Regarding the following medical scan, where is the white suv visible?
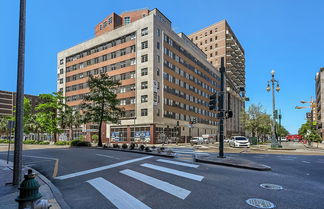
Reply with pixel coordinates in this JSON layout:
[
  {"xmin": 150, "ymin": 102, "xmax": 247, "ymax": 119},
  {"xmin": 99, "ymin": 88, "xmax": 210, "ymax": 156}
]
[{"xmin": 229, "ymin": 136, "xmax": 250, "ymax": 148}]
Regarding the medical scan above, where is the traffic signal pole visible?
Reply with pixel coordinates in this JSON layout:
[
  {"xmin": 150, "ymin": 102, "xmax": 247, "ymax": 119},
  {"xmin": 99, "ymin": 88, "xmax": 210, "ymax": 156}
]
[{"xmin": 218, "ymin": 57, "xmax": 225, "ymax": 158}]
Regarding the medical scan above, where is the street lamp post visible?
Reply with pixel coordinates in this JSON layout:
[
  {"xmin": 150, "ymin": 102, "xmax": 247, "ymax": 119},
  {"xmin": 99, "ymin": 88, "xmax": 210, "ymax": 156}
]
[{"xmin": 266, "ymin": 70, "xmax": 281, "ymax": 148}]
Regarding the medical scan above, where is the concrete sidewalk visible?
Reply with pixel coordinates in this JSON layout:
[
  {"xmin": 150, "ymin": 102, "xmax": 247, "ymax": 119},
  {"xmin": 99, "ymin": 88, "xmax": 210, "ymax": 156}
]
[{"xmin": 0, "ymin": 160, "xmax": 67, "ymax": 209}]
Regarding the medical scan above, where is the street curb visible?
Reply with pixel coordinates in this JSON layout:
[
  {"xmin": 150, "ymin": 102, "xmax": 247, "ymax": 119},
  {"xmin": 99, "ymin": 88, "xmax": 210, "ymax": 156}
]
[
  {"xmin": 27, "ymin": 166, "xmax": 71, "ymax": 209},
  {"xmin": 101, "ymin": 147, "xmax": 176, "ymax": 158},
  {"xmin": 194, "ymin": 155, "xmax": 271, "ymax": 171}
]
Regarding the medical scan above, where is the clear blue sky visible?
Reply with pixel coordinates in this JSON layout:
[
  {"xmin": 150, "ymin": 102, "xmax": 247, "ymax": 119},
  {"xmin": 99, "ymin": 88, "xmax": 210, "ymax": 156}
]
[{"xmin": 1, "ymin": 0, "xmax": 323, "ymax": 134}]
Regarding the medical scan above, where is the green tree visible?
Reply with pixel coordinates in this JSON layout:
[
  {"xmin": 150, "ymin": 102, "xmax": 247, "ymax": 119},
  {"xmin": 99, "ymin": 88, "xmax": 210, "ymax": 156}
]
[
  {"xmin": 277, "ymin": 124, "xmax": 289, "ymax": 138},
  {"xmin": 0, "ymin": 115, "xmax": 10, "ymax": 136},
  {"xmin": 81, "ymin": 73, "xmax": 123, "ymax": 147},
  {"xmin": 63, "ymin": 106, "xmax": 82, "ymax": 141},
  {"xmin": 298, "ymin": 121, "xmax": 321, "ymax": 147},
  {"xmin": 36, "ymin": 92, "xmax": 66, "ymax": 142},
  {"xmin": 240, "ymin": 104, "xmax": 271, "ymax": 138}
]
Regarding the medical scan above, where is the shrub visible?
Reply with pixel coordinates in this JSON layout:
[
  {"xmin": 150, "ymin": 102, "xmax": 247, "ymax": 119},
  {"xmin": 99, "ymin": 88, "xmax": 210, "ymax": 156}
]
[
  {"xmin": 129, "ymin": 143, "xmax": 135, "ymax": 150},
  {"xmin": 55, "ymin": 141, "xmax": 70, "ymax": 145},
  {"xmin": 71, "ymin": 139, "xmax": 81, "ymax": 146},
  {"xmin": 78, "ymin": 135, "xmax": 85, "ymax": 140},
  {"xmin": 77, "ymin": 141, "xmax": 91, "ymax": 147},
  {"xmin": 113, "ymin": 144, "xmax": 120, "ymax": 148},
  {"xmin": 122, "ymin": 144, "xmax": 128, "ymax": 149},
  {"xmin": 70, "ymin": 139, "xmax": 90, "ymax": 147},
  {"xmin": 139, "ymin": 145, "xmax": 145, "ymax": 151},
  {"xmin": 0, "ymin": 139, "xmax": 9, "ymax": 143},
  {"xmin": 38, "ymin": 141, "xmax": 50, "ymax": 145},
  {"xmin": 144, "ymin": 147, "xmax": 151, "ymax": 152},
  {"xmin": 91, "ymin": 134, "xmax": 99, "ymax": 143},
  {"xmin": 23, "ymin": 140, "xmax": 37, "ymax": 144}
]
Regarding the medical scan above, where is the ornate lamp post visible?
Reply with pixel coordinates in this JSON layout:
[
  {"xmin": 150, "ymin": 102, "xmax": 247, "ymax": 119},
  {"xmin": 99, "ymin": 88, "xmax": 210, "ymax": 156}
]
[{"xmin": 266, "ymin": 70, "xmax": 281, "ymax": 148}]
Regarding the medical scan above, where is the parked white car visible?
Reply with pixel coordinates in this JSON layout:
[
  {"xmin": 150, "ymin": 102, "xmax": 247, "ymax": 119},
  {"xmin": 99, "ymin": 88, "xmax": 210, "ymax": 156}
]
[
  {"xmin": 229, "ymin": 136, "xmax": 250, "ymax": 148},
  {"xmin": 280, "ymin": 137, "xmax": 288, "ymax": 142},
  {"xmin": 190, "ymin": 137, "xmax": 204, "ymax": 145}
]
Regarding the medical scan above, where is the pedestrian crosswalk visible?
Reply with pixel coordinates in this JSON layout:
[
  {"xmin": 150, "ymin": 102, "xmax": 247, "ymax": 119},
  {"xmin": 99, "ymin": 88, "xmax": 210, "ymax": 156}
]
[{"xmin": 86, "ymin": 158, "xmax": 204, "ymax": 209}]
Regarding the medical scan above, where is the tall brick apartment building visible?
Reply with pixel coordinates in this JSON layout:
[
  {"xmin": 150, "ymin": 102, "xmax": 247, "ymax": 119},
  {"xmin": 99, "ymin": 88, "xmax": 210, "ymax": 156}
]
[
  {"xmin": 57, "ymin": 9, "xmax": 222, "ymax": 143},
  {"xmin": 188, "ymin": 20, "xmax": 246, "ymax": 137},
  {"xmin": 0, "ymin": 90, "xmax": 39, "ymax": 117}
]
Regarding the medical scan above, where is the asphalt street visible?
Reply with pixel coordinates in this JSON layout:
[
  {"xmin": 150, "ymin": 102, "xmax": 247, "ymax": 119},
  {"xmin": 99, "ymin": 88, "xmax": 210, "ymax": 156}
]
[{"xmin": 1, "ymin": 147, "xmax": 324, "ymax": 209}]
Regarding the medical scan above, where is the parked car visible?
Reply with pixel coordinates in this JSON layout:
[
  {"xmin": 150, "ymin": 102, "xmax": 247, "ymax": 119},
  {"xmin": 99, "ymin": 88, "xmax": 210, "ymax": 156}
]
[
  {"xmin": 280, "ymin": 137, "xmax": 288, "ymax": 142},
  {"xmin": 229, "ymin": 136, "xmax": 250, "ymax": 148},
  {"xmin": 190, "ymin": 137, "xmax": 204, "ymax": 145}
]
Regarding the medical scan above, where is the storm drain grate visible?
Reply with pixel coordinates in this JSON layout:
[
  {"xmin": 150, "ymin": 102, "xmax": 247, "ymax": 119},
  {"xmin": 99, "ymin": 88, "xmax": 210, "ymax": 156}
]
[
  {"xmin": 260, "ymin": 183, "xmax": 283, "ymax": 190},
  {"xmin": 246, "ymin": 198, "xmax": 275, "ymax": 208}
]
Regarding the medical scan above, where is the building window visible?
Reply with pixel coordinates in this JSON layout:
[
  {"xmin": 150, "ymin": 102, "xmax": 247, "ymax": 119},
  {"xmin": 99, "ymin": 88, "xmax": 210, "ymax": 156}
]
[
  {"xmin": 60, "ymin": 59, "xmax": 64, "ymax": 65},
  {"xmin": 130, "ymin": 59, "xmax": 136, "ymax": 65},
  {"xmin": 215, "ymin": 36, "xmax": 218, "ymax": 40},
  {"xmin": 141, "ymin": 41, "xmax": 148, "ymax": 49},
  {"xmin": 103, "ymin": 55, "xmax": 107, "ymax": 61},
  {"xmin": 200, "ymin": 42, "xmax": 202, "ymax": 45},
  {"xmin": 130, "ymin": 45, "xmax": 136, "ymax": 53},
  {"xmin": 120, "ymin": 48, "xmax": 126, "ymax": 56},
  {"xmin": 111, "ymin": 52, "xmax": 116, "ymax": 59},
  {"xmin": 210, "ymin": 45, "xmax": 212, "ymax": 49},
  {"xmin": 157, "ymin": 55, "xmax": 160, "ymax": 63},
  {"xmin": 210, "ymin": 53, "xmax": 213, "ymax": 57},
  {"xmin": 157, "ymin": 42, "xmax": 160, "ymax": 49},
  {"xmin": 210, "ymin": 30, "xmax": 212, "ymax": 34},
  {"xmin": 141, "ymin": 68, "xmax": 148, "ymax": 76},
  {"xmin": 141, "ymin": 27, "xmax": 148, "ymax": 36},
  {"xmin": 205, "ymin": 32, "xmax": 207, "ymax": 36},
  {"xmin": 215, "ymin": 28, "xmax": 218, "ymax": 32},
  {"xmin": 141, "ymin": 81, "xmax": 148, "ymax": 89},
  {"xmin": 215, "ymin": 44, "xmax": 218, "ymax": 48},
  {"xmin": 124, "ymin": 16, "xmax": 131, "ymax": 25},
  {"xmin": 157, "ymin": 68, "xmax": 160, "ymax": 76},
  {"xmin": 215, "ymin": 51, "xmax": 218, "ymax": 56},
  {"xmin": 141, "ymin": 95, "xmax": 148, "ymax": 103},
  {"xmin": 157, "ymin": 28, "xmax": 160, "ymax": 36},
  {"xmin": 157, "ymin": 109, "xmax": 160, "ymax": 116},
  {"xmin": 141, "ymin": 54, "xmax": 148, "ymax": 63},
  {"xmin": 60, "ymin": 69, "xmax": 63, "ymax": 74},
  {"xmin": 205, "ymin": 40, "xmax": 207, "ymax": 44},
  {"xmin": 210, "ymin": 38, "xmax": 212, "ymax": 42},
  {"xmin": 59, "ymin": 78, "xmax": 63, "ymax": 84},
  {"xmin": 108, "ymin": 17, "xmax": 112, "ymax": 24},
  {"xmin": 141, "ymin": 108, "xmax": 148, "ymax": 116}
]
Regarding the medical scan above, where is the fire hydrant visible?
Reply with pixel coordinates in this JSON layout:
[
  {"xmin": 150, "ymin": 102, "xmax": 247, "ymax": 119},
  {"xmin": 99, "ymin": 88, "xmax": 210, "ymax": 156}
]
[{"xmin": 16, "ymin": 169, "xmax": 42, "ymax": 209}]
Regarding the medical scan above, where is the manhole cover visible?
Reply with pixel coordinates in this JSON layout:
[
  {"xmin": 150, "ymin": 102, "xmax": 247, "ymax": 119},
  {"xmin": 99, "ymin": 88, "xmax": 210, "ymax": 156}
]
[
  {"xmin": 260, "ymin": 183, "xmax": 283, "ymax": 190},
  {"xmin": 246, "ymin": 198, "xmax": 275, "ymax": 208}
]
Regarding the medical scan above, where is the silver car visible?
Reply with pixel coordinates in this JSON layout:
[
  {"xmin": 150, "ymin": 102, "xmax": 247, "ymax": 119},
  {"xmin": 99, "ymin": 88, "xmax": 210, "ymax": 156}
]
[{"xmin": 229, "ymin": 136, "xmax": 250, "ymax": 148}]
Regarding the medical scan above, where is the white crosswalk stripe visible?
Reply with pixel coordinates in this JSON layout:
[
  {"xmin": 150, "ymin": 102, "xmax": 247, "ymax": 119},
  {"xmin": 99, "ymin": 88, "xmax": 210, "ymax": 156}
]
[
  {"xmin": 141, "ymin": 163, "xmax": 204, "ymax": 181},
  {"xmin": 86, "ymin": 159, "xmax": 205, "ymax": 207},
  {"xmin": 120, "ymin": 169, "xmax": 191, "ymax": 199},
  {"xmin": 156, "ymin": 159, "xmax": 199, "ymax": 168},
  {"xmin": 87, "ymin": 177, "xmax": 151, "ymax": 209}
]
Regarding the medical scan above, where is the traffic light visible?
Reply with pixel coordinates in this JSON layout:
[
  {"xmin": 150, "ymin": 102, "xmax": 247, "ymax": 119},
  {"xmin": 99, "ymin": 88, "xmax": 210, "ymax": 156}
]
[
  {"xmin": 225, "ymin": 110, "xmax": 233, "ymax": 119},
  {"xmin": 209, "ymin": 93, "xmax": 218, "ymax": 110},
  {"xmin": 192, "ymin": 118, "xmax": 197, "ymax": 124}
]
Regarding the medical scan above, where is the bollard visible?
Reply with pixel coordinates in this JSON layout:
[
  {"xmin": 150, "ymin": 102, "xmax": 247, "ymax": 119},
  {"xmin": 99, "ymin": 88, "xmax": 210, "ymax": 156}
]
[{"xmin": 16, "ymin": 169, "xmax": 42, "ymax": 209}]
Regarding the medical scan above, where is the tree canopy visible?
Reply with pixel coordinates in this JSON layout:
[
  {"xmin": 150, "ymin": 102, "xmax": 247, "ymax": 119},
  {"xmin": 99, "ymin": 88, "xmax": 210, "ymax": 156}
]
[{"xmin": 82, "ymin": 73, "xmax": 123, "ymax": 147}]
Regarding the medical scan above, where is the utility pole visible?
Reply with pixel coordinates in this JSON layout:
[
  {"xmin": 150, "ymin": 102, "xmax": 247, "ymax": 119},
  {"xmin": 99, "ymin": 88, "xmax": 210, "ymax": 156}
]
[
  {"xmin": 218, "ymin": 57, "xmax": 225, "ymax": 158},
  {"xmin": 13, "ymin": 0, "xmax": 26, "ymax": 185}
]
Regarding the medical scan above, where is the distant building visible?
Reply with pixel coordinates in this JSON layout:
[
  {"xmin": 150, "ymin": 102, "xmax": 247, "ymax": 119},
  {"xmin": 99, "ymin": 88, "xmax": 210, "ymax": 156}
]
[
  {"xmin": 315, "ymin": 67, "xmax": 324, "ymax": 140},
  {"xmin": 188, "ymin": 20, "xmax": 246, "ymax": 137},
  {"xmin": 57, "ymin": 9, "xmax": 222, "ymax": 143},
  {"xmin": 0, "ymin": 90, "xmax": 40, "ymax": 117}
]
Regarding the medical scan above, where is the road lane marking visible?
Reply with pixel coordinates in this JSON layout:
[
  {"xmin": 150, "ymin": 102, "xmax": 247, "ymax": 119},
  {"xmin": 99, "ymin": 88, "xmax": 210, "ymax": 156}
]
[
  {"xmin": 96, "ymin": 154, "xmax": 120, "ymax": 160},
  {"xmin": 302, "ymin": 161, "xmax": 311, "ymax": 164},
  {"xmin": 120, "ymin": 169, "xmax": 191, "ymax": 200},
  {"xmin": 156, "ymin": 159, "xmax": 199, "ymax": 168},
  {"xmin": 56, "ymin": 156, "xmax": 153, "ymax": 180},
  {"xmin": 87, "ymin": 177, "xmax": 151, "ymax": 209},
  {"xmin": 2, "ymin": 154, "xmax": 60, "ymax": 178},
  {"xmin": 141, "ymin": 163, "xmax": 204, "ymax": 181}
]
